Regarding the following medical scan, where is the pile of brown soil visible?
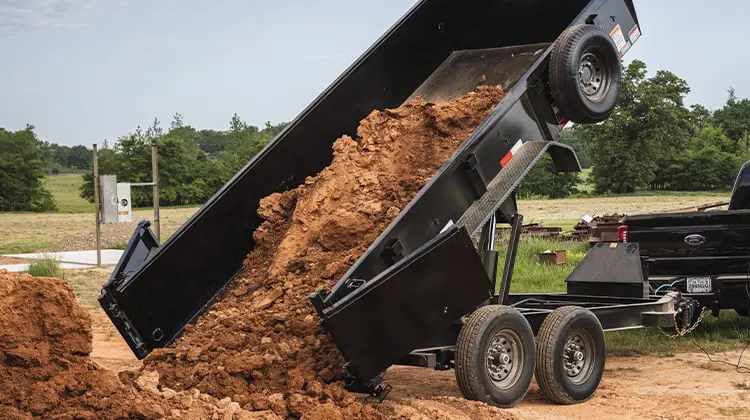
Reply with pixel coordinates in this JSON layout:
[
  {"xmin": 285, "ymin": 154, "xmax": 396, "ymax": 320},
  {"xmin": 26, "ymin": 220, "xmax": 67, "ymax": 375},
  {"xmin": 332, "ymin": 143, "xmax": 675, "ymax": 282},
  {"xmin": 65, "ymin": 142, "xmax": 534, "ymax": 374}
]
[
  {"xmin": 0, "ymin": 270, "xmax": 269, "ymax": 419},
  {"xmin": 142, "ymin": 86, "xmax": 507, "ymax": 418}
]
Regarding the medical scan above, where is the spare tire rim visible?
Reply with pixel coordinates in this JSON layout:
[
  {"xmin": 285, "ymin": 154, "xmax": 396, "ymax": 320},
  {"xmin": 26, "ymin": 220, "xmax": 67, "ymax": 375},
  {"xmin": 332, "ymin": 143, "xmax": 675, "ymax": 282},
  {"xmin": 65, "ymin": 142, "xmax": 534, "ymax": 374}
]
[
  {"xmin": 578, "ymin": 50, "xmax": 608, "ymax": 102},
  {"xmin": 486, "ymin": 329, "xmax": 524, "ymax": 389},
  {"xmin": 563, "ymin": 329, "xmax": 595, "ymax": 384}
]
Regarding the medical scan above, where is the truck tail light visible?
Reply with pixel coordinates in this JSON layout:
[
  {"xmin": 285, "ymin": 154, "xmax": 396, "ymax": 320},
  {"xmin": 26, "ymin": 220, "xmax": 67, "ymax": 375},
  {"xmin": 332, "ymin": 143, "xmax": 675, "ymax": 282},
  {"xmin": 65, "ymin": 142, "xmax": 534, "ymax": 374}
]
[{"xmin": 618, "ymin": 225, "xmax": 628, "ymax": 242}]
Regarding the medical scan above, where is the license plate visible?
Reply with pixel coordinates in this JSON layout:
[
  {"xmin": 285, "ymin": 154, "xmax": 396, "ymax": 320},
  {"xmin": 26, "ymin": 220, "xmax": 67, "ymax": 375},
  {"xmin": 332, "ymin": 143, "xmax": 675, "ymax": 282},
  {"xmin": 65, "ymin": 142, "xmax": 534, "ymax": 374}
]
[{"xmin": 686, "ymin": 276, "xmax": 712, "ymax": 293}]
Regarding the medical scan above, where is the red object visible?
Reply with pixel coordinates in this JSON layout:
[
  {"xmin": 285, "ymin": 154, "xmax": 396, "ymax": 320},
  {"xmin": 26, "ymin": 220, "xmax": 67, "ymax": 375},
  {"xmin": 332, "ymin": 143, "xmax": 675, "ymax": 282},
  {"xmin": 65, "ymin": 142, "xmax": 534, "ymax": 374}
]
[
  {"xmin": 500, "ymin": 140, "xmax": 524, "ymax": 167},
  {"xmin": 618, "ymin": 225, "xmax": 628, "ymax": 242},
  {"xmin": 500, "ymin": 153, "xmax": 513, "ymax": 167}
]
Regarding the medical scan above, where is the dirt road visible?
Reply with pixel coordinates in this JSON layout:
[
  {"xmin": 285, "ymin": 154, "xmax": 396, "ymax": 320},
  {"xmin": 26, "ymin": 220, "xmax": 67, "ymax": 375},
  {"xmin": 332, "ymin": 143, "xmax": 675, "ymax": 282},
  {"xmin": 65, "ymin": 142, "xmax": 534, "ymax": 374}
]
[{"xmin": 89, "ymin": 314, "xmax": 750, "ymax": 419}]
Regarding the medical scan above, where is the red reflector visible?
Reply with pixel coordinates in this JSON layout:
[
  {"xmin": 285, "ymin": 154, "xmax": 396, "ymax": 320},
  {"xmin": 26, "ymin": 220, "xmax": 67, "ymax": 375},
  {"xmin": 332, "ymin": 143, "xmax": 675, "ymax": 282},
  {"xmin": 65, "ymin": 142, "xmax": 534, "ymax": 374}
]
[
  {"xmin": 500, "ymin": 152, "xmax": 513, "ymax": 167},
  {"xmin": 500, "ymin": 140, "xmax": 524, "ymax": 167},
  {"xmin": 618, "ymin": 225, "xmax": 628, "ymax": 242}
]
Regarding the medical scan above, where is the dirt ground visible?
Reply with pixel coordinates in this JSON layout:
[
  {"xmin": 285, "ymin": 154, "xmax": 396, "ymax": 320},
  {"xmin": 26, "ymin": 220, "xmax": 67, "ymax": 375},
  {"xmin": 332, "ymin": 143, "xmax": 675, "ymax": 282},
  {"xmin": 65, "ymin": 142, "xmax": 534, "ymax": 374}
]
[
  {"xmin": 519, "ymin": 194, "xmax": 728, "ymax": 222},
  {"xmin": 0, "ymin": 256, "xmax": 28, "ymax": 264},
  {"xmin": 88, "ymin": 315, "xmax": 750, "ymax": 419},
  {"xmin": 78, "ymin": 264, "xmax": 750, "ymax": 419}
]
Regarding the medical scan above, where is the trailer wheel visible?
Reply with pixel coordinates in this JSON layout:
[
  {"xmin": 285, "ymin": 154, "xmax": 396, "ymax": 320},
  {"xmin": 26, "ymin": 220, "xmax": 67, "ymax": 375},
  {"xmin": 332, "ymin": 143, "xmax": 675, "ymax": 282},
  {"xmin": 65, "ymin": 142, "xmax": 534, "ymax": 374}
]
[
  {"xmin": 454, "ymin": 305, "xmax": 535, "ymax": 408},
  {"xmin": 534, "ymin": 306, "xmax": 605, "ymax": 405},
  {"xmin": 549, "ymin": 24, "xmax": 622, "ymax": 124}
]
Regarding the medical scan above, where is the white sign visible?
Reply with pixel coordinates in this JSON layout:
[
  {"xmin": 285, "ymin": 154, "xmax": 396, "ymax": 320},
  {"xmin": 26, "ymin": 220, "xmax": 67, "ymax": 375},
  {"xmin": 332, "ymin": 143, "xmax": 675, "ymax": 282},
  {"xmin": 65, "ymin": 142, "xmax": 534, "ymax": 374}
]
[
  {"xmin": 117, "ymin": 183, "xmax": 132, "ymax": 223},
  {"xmin": 100, "ymin": 175, "xmax": 119, "ymax": 224}
]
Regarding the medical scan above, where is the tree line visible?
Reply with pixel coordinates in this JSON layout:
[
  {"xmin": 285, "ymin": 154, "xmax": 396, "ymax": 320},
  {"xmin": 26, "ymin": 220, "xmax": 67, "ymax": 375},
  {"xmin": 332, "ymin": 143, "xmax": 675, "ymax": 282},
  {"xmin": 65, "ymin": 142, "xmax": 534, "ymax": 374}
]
[
  {"xmin": 0, "ymin": 114, "xmax": 286, "ymax": 212},
  {"xmin": 4, "ymin": 59, "xmax": 750, "ymax": 212},
  {"xmin": 79, "ymin": 114, "xmax": 287, "ymax": 208},
  {"xmin": 520, "ymin": 59, "xmax": 750, "ymax": 198}
]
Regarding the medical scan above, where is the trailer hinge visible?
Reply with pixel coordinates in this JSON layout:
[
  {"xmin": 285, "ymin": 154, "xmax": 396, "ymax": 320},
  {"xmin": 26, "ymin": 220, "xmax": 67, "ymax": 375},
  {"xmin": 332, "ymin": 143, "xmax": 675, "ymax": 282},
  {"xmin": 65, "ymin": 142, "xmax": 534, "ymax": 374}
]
[
  {"xmin": 309, "ymin": 290, "xmax": 329, "ymax": 316},
  {"xmin": 381, "ymin": 238, "xmax": 404, "ymax": 265},
  {"xmin": 460, "ymin": 153, "xmax": 487, "ymax": 198}
]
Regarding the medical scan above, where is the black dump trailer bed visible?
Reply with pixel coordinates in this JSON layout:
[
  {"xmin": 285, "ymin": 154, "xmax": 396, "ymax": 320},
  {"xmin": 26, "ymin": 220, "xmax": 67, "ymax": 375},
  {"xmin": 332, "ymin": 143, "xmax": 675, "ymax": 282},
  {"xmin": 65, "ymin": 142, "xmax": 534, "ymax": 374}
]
[{"xmin": 101, "ymin": 0, "xmax": 689, "ymax": 409}]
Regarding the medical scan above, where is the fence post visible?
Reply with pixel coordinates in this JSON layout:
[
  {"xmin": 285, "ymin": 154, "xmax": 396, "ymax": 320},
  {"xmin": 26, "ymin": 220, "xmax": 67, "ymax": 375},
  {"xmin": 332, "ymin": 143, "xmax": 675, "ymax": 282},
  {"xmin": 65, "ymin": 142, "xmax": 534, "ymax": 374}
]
[
  {"xmin": 152, "ymin": 143, "xmax": 160, "ymax": 241},
  {"xmin": 93, "ymin": 144, "xmax": 101, "ymax": 267}
]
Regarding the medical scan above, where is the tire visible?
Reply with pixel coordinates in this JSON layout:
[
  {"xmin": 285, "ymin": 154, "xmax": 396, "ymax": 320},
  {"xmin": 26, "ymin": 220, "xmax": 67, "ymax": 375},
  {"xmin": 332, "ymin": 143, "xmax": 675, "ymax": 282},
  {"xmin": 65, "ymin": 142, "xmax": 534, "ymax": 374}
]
[
  {"xmin": 534, "ymin": 306, "xmax": 606, "ymax": 405},
  {"xmin": 454, "ymin": 305, "xmax": 536, "ymax": 408},
  {"xmin": 549, "ymin": 24, "xmax": 622, "ymax": 124}
]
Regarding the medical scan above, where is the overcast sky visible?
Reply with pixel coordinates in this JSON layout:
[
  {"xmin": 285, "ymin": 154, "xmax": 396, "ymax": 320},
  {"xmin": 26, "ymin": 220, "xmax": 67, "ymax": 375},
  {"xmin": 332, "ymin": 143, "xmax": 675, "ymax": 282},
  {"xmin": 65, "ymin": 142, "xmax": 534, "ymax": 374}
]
[{"xmin": 0, "ymin": 0, "xmax": 747, "ymax": 146}]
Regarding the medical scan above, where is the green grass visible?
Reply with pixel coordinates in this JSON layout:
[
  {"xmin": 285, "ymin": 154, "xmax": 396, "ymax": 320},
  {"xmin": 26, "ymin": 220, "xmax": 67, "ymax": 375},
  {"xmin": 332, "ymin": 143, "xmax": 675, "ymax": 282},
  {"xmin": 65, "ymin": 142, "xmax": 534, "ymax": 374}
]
[
  {"xmin": 495, "ymin": 236, "xmax": 588, "ymax": 294},
  {"xmin": 576, "ymin": 167, "xmax": 594, "ymax": 194},
  {"xmin": 0, "ymin": 241, "xmax": 54, "ymax": 254},
  {"xmin": 43, "ymin": 174, "xmax": 93, "ymax": 213},
  {"xmin": 27, "ymin": 255, "xmax": 62, "ymax": 277},
  {"xmin": 502, "ymin": 235, "xmax": 750, "ymax": 355}
]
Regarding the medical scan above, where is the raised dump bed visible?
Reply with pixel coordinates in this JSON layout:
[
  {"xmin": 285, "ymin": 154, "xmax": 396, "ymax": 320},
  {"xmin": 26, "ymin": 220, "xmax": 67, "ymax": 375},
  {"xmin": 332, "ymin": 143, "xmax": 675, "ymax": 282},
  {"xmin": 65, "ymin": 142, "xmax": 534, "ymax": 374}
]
[{"xmin": 101, "ymin": 0, "xmax": 670, "ymax": 409}]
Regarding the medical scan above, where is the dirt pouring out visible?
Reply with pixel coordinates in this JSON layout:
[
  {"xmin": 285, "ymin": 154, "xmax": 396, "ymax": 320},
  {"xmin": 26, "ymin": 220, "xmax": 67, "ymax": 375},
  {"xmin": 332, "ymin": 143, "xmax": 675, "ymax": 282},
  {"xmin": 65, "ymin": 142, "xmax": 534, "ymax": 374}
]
[{"xmin": 1, "ymin": 85, "xmax": 516, "ymax": 419}]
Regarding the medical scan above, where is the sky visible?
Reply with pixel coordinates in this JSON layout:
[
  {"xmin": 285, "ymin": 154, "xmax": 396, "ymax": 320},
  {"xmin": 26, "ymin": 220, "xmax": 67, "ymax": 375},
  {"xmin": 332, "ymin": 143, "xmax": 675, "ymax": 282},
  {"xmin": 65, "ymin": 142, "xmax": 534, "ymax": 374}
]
[{"xmin": 0, "ymin": 0, "xmax": 748, "ymax": 146}]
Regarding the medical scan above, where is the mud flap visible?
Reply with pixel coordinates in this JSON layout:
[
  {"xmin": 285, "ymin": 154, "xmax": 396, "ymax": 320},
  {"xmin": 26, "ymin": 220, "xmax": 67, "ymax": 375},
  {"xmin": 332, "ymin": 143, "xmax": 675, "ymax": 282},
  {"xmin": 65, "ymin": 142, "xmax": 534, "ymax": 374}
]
[{"xmin": 315, "ymin": 226, "xmax": 492, "ymax": 381}]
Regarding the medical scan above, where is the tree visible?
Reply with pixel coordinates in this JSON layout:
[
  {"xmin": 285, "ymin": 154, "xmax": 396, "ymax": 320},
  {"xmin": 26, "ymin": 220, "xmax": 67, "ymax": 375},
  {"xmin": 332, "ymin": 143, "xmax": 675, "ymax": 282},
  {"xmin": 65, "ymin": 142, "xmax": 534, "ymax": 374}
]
[
  {"xmin": 689, "ymin": 104, "xmax": 712, "ymax": 129},
  {"xmin": 0, "ymin": 126, "xmax": 56, "ymax": 211},
  {"xmin": 80, "ymin": 117, "xmax": 235, "ymax": 207},
  {"xmin": 221, "ymin": 119, "xmax": 286, "ymax": 174},
  {"xmin": 573, "ymin": 60, "xmax": 694, "ymax": 193},
  {"xmin": 67, "ymin": 145, "xmax": 92, "ymax": 170},
  {"xmin": 712, "ymin": 89, "xmax": 750, "ymax": 145},
  {"xmin": 171, "ymin": 112, "xmax": 184, "ymax": 130},
  {"xmin": 517, "ymin": 155, "xmax": 580, "ymax": 199},
  {"xmin": 558, "ymin": 128, "xmax": 590, "ymax": 168}
]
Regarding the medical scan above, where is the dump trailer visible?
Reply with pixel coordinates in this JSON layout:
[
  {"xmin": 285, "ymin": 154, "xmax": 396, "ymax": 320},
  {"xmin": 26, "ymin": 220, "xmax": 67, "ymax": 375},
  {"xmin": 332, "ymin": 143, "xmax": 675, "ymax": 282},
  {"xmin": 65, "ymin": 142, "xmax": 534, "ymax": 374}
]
[{"xmin": 101, "ymin": 0, "xmax": 691, "ymax": 408}]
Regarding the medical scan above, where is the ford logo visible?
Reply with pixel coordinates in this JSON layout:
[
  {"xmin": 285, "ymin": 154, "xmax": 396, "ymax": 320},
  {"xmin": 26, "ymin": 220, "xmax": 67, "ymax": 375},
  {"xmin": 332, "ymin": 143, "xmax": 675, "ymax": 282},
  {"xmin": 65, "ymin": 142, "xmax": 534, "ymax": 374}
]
[{"xmin": 684, "ymin": 234, "xmax": 707, "ymax": 247}]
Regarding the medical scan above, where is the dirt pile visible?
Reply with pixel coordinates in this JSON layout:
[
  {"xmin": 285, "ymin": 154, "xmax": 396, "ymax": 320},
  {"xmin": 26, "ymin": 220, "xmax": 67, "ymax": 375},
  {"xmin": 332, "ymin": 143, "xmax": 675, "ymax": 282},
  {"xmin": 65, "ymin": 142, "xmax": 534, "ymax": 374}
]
[
  {"xmin": 0, "ymin": 270, "xmax": 272, "ymax": 419},
  {"xmin": 142, "ymin": 86, "xmax": 507, "ymax": 418}
]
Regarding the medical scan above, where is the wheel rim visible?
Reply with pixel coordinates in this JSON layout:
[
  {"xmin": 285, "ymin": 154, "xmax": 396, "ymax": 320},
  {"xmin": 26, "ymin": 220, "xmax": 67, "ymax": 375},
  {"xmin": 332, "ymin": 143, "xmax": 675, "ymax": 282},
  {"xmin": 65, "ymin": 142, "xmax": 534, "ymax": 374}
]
[
  {"xmin": 485, "ymin": 329, "xmax": 525, "ymax": 390},
  {"xmin": 578, "ymin": 48, "xmax": 610, "ymax": 102},
  {"xmin": 563, "ymin": 329, "xmax": 595, "ymax": 385}
]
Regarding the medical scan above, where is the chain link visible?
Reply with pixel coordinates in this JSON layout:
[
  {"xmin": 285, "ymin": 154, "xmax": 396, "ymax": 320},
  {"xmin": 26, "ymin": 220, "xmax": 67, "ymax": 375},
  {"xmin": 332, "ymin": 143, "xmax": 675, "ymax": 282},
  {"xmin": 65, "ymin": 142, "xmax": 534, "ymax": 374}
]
[{"xmin": 659, "ymin": 306, "xmax": 709, "ymax": 339}]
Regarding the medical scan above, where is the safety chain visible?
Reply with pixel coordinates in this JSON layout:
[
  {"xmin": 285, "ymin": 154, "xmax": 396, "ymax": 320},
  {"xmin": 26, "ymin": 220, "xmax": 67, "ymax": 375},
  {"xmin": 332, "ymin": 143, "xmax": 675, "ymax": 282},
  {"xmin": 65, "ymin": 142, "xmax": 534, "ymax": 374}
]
[{"xmin": 659, "ymin": 306, "xmax": 709, "ymax": 339}]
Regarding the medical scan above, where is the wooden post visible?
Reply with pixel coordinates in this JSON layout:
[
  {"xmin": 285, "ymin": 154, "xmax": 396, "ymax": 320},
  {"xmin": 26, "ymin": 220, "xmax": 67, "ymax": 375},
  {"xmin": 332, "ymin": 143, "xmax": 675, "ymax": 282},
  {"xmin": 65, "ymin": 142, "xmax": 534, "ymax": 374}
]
[
  {"xmin": 152, "ymin": 143, "xmax": 160, "ymax": 241},
  {"xmin": 93, "ymin": 144, "xmax": 101, "ymax": 267}
]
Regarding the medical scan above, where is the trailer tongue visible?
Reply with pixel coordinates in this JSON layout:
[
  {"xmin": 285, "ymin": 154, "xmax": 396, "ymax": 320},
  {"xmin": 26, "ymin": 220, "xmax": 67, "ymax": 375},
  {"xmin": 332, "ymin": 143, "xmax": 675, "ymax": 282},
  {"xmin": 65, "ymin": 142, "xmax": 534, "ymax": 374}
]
[{"xmin": 100, "ymin": 0, "xmax": 681, "ymax": 409}]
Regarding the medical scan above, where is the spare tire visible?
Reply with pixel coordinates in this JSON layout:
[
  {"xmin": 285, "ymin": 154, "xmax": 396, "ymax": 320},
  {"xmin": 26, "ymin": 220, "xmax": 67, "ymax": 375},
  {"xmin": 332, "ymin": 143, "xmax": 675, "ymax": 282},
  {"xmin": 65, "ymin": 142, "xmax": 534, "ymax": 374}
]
[{"xmin": 549, "ymin": 24, "xmax": 622, "ymax": 124}]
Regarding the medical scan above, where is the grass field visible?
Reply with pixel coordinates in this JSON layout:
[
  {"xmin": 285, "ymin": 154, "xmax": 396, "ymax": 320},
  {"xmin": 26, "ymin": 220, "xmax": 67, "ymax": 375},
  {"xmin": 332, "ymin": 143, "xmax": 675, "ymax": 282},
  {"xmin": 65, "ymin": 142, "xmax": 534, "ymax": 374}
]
[
  {"xmin": 44, "ymin": 174, "xmax": 93, "ymax": 213},
  {"xmin": 501, "ymin": 236, "xmax": 750, "ymax": 356},
  {"xmin": 0, "ymin": 207, "xmax": 198, "ymax": 254}
]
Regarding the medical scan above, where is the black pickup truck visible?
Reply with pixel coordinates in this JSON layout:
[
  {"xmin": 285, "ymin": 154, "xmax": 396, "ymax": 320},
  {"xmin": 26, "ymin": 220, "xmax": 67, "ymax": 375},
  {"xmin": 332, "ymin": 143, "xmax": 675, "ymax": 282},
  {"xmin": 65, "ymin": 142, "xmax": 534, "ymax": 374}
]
[{"xmin": 621, "ymin": 162, "xmax": 750, "ymax": 316}]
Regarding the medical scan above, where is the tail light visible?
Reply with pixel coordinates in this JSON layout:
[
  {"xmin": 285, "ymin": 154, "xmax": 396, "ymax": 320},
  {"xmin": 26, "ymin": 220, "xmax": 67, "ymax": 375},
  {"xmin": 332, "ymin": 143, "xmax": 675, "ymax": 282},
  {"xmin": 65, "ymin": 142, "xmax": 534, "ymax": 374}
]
[{"xmin": 618, "ymin": 225, "xmax": 628, "ymax": 242}]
